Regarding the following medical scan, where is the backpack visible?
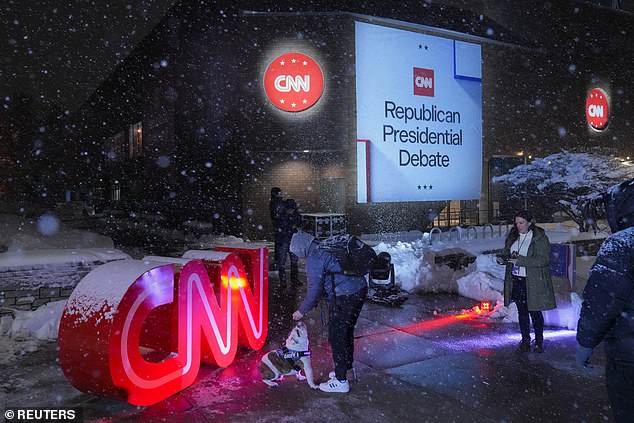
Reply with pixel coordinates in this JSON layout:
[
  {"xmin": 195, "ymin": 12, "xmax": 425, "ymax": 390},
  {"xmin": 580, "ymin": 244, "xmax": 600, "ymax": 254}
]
[{"xmin": 317, "ymin": 234, "xmax": 377, "ymax": 277}]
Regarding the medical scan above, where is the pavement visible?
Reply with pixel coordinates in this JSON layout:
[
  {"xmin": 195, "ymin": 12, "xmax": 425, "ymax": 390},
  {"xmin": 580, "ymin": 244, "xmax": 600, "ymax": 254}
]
[{"xmin": 0, "ymin": 271, "xmax": 613, "ymax": 423}]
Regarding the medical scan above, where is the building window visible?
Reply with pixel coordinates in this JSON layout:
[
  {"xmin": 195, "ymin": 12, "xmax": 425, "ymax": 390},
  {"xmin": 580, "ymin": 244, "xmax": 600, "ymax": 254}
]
[
  {"xmin": 111, "ymin": 185, "xmax": 121, "ymax": 201},
  {"xmin": 129, "ymin": 121, "xmax": 143, "ymax": 158},
  {"xmin": 105, "ymin": 131, "xmax": 125, "ymax": 161}
]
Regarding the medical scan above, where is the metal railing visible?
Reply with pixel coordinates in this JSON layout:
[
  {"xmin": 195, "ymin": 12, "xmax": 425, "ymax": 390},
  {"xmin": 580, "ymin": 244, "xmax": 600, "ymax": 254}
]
[
  {"xmin": 432, "ymin": 208, "xmax": 513, "ymax": 229},
  {"xmin": 429, "ymin": 227, "xmax": 443, "ymax": 244}
]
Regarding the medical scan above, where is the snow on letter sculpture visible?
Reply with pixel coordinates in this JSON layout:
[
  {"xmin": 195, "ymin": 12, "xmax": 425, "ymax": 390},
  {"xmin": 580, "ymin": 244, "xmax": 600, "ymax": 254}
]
[{"xmin": 57, "ymin": 246, "xmax": 268, "ymax": 406}]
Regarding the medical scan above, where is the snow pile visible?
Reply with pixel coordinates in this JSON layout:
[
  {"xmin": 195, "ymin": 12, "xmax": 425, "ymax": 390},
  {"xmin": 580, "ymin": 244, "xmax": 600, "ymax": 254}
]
[
  {"xmin": 3, "ymin": 300, "xmax": 66, "ymax": 339},
  {"xmin": 0, "ymin": 213, "xmax": 129, "ymax": 290},
  {"xmin": 0, "ymin": 248, "xmax": 130, "ymax": 268},
  {"xmin": 456, "ymin": 254, "xmax": 504, "ymax": 301},
  {"xmin": 373, "ymin": 236, "xmax": 506, "ymax": 295},
  {"xmin": 543, "ymin": 292, "xmax": 584, "ymax": 330},
  {"xmin": 457, "ymin": 270, "xmax": 504, "ymax": 302},
  {"xmin": 373, "ymin": 239, "xmax": 428, "ymax": 292}
]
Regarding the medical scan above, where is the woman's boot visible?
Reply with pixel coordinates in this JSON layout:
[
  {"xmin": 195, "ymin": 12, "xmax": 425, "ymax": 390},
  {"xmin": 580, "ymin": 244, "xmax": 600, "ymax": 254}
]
[{"xmin": 516, "ymin": 338, "xmax": 531, "ymax": 354}]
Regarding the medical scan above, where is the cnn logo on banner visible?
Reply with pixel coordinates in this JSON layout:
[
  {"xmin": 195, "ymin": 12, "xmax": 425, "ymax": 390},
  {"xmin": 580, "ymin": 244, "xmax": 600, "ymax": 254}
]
[
  {"xmin": 586, "ymin": 88, "xmax": 609, "ymax": 130},
  {"xmin": 413, "ymin": 67, "xmax": 434, "ymax": 97},
  {"xmin": 264, "ymin": 52, "xmax": 324, "ymax": 112},
  {"xmin": 274, "ymin": 75, "xmax": 310, "ymax": 92},
  {"xmin": 58, "ymin": 246, "xmax": 268, "ymax": 406}
]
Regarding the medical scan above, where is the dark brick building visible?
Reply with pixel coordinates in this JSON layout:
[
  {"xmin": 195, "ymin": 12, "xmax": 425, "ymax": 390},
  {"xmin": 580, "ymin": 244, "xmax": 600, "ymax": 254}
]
[{"xmin": 66, "ymin": 0, "xmax": 634, "ymax": 240}]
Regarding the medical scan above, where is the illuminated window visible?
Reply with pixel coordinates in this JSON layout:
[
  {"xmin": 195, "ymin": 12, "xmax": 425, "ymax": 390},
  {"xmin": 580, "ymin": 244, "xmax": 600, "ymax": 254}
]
[{"xmin": 129, "ymin": 121, "xmax": 143, "ymax": 158}]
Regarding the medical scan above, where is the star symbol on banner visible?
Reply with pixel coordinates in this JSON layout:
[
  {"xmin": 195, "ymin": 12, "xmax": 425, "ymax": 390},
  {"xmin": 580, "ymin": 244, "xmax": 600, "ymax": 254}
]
[
  {"xmin": 280, "ymin": 60, "xmax": 285, "ymax": 66},
  {"xmin": 292, "ymin": 58, "xmax": 297, "ymax": 63},
  {"xmin": 303, "ymin": 61, "xmax": 308, "ymax": 65},
  {"xmin": 418, "ymin": 185, "xmax": 421, "ymax": 190}
]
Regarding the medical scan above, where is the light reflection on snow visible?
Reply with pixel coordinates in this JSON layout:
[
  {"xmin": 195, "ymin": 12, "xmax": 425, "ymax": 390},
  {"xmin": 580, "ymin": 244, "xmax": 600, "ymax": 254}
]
[{"xmin": 435, "ymin": 328, "xmax": 577, "ymax": 352}]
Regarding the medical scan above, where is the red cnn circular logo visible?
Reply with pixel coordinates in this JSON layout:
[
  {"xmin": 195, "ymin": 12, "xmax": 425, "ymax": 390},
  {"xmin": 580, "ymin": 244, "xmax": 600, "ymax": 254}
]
[
  {"xmin": 586, "ymin": 88, "xmax": 609, "ymax": 130},
  {"xmin": 264, "ymin": 52, "xmax": 324, "ymax": 112}
]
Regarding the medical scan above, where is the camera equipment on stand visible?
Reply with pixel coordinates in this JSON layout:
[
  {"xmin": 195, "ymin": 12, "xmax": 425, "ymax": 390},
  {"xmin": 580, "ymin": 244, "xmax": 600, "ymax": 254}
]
[{"xmin": 367, "ymin": 252, "xmax": 408, "ymax": 307}]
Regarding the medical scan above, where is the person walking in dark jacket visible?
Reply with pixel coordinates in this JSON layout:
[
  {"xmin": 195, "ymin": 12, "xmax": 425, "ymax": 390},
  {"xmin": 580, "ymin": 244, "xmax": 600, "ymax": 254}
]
[
  {"xmin": 497, "ymin": 210, "xmax": 556, "ymax": 353},
  {"xmin": 576, "ymin": 179, "xmax": 634, "ymax": 423},
  {"xmin": 290, "ymin": 230, "xmax": 367, "ymax": 394}
]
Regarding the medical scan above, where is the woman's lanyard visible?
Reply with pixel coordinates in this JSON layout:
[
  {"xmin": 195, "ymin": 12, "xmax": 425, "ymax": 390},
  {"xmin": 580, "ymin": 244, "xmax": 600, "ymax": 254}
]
[
  {"xmin": 513, "ymin": 233, "xmax": 529, "ymax": 256},
  {"xmin": 511, "ymin": 232, "xmax": 530, "ymax": 277}
]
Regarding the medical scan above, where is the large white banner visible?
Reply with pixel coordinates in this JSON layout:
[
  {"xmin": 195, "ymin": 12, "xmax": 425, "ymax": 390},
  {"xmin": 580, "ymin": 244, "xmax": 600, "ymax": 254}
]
[{"xmin": 355, "ymin": 22, "xmax": 482, "ymax": 203}]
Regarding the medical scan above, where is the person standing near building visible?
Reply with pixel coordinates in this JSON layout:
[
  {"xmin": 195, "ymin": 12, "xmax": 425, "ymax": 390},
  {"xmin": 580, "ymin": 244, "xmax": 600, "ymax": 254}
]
[
  {"xmin": 576, "ymin": 179, "xmax": 634, "ymax": 423},
  {"xmin": 277, "ymin": 198, "xmax": 302, "ymax": 287},
  {"xmin": 269, "ymin": 187, "xmax": 285, "ymax": 272},
  {"xmin": 290, "ymin": 230, "xmax": 367, "ymax": 394},
  {"xmin": 497, "ymin": 210, "xmax": 556, "ymax": 353}
]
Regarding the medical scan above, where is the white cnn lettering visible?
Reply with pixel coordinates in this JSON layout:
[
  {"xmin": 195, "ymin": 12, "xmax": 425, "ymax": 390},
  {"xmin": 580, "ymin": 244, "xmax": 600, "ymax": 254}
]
[
  {"xmin": 274, "ymin": 75, "xmax": 311, "ymax": 92},
  {"xmin": 415, "ymin": 76, "xmax": 433, "ymax": 89},
  {"xmin": 588, "ymin": 104, "xmax": 604, "ymax": 118}
]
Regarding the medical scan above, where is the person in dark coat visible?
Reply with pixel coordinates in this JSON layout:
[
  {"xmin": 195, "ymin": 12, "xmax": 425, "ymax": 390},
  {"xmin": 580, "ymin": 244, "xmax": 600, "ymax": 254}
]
[
  {"xmin": 497, "ymin": 210, "xmax": 556, "ymax": 353},
  {"xmin": 269, "ymin": 187, "xmax": 285, "ymax": 272},
  {"xmin": 276, "ymin": 198, "xmax": 302, "ymax": 287},
  {"xmin": 290, "ymin": 230, "xmax": 367, "ymax": 394},
  {"xmin": 576, "ymin": 179, "xmax": 634, "ymax": 423}
]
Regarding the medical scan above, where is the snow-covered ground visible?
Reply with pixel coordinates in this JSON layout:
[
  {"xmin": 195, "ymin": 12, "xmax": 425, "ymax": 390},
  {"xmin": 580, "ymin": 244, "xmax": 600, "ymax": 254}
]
[
  {"xmin": 363, "ymin": 220, "xmax": 605, "ymax": 329},
  {"xmin": 0, "ymin": 213, "xmax": 609, "ymax": 344}
]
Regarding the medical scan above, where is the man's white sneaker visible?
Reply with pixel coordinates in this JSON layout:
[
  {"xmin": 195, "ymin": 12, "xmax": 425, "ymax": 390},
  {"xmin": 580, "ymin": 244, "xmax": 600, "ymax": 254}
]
[
  {"xmin": 319, "ymin": 377, "xmax": 349, "ymax": 393},
  {"xmin": 328, "ymin": 368, "xmax": 357, "ymax": 381}
]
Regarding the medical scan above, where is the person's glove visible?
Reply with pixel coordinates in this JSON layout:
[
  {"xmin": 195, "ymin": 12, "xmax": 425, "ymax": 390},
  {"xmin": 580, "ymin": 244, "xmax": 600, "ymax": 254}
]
[{"xmin": 575, "ymin": 346, "xmax": 593, "ymax": 368}]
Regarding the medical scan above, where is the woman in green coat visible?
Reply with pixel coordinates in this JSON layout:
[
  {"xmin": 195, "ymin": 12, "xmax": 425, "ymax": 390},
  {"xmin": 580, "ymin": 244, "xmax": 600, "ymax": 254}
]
[{"xmin": 497, "ymin": 210, "xmax": 556, "ymax": 354}]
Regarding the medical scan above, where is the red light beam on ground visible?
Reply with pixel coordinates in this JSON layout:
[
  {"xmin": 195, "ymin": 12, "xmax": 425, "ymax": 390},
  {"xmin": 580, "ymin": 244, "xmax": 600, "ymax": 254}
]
[{"xmin": 396, "ymin": 313, "xmax": 474, "ymax": 332}]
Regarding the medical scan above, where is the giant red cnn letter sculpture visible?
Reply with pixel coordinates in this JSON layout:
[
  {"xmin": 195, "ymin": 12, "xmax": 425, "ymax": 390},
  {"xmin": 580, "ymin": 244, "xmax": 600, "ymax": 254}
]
[{"xmin": 58, "ymin": 247, "xmax": 268, "ymax": 406}]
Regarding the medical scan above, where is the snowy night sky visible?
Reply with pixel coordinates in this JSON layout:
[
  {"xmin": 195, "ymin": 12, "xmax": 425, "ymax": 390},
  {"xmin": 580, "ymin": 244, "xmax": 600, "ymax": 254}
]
[{"xmin": 0, "ymin": 0, "xmax": 177, "ymax": 113}]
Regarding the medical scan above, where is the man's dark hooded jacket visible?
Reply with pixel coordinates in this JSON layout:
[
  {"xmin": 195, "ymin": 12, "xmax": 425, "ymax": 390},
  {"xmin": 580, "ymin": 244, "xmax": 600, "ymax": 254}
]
[{"xmin": 577, "ymin": 179, "xmax": 634, "ymax": 364}]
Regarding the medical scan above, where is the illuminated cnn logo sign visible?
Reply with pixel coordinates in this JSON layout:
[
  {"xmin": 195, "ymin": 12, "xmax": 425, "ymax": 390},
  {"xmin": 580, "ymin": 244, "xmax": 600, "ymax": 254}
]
[
  {"xmin": 58, "ymin": 246, "xmax": 268, "ymax": 406},
  {"xmin": 586, "ymin": 88, "xmax": 609, "ymax": 130},
  {"xmin": 264, "ymin": 52, "xmax": 324, "ymax": 112},
  {"xmin": 413, "ymin": 67, "xmax": 434, "ymax": 97}
]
